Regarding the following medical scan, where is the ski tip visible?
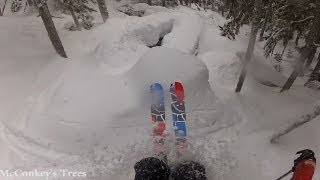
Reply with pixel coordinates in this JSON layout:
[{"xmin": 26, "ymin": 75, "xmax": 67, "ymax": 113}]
[
  {"xmin": 150, "ymin": 83, "xmax": 164, "ymax": 91},
  {"xmin": 170, "ymin": 82, "xmax": 185, "ymax": 102},
  {"xmin": 150, "ymin": 83, "xmax": 165, "ymax": 103},
  {"xmin": 170, "ymin": 82, "xmax": 184, "ymax": 91}
]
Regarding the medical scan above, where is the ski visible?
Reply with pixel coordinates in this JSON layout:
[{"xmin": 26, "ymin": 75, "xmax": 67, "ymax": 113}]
[
  {"xmin": 150, "ymin": 83, "xmax": 167, "ymax": 159},
  {"xmin": 170, "ymin": 82, "xmax": 188, "ymax": 152}
]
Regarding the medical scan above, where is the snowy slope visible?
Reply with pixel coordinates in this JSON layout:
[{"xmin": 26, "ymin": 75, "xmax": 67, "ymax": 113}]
[
  {"xmin": 0, "ymin": 6, "xmax": 240, "ymax": 180},
  {"xmin": 1, "ymin": 3, "xmax": 320, "ymax": 180},
  {"xmin": 197, "ymin": 11, "xmax": 320, "ymax": 180}
]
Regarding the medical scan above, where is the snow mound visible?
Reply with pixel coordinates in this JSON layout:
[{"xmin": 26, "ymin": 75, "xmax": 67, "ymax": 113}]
[
  {"xmin": 198, "ymin": 51, "xmax": 241, "ymax": 89},
  {"xmin": 93, "ymin": 11, "xmax": 202, "ymax": 76},
  {"xmin": 126, "ymin": 47, "xmax": 210, "ymax": 111},
  {"xmin": 93, "ymin": 13, "xmax": 174, "ymax": 75},
  {"xmin": 129, "ymin": 13, "xmax": 174, "ymax": 46},
  {"xmin": 162, "ymin": 13, "xmax": 203, "ymax": 54},
  {"xmin": 237, "ymin": 52, "xmax": 287, "ymax": 87}
]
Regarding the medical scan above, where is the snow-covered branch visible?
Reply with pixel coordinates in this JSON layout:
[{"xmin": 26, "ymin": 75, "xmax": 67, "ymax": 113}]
[
  {"xmin": 290, "ymin": 16, "xmax": 314, "ymax": 24},
  {"xmin": 270, "ymin": 101, "xmax": 320, "ymax": 143}
]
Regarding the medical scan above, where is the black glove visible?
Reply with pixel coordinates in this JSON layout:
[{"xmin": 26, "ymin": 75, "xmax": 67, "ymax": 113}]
[{"xmin": 292, "ymin": 149, "xmax": 316, "ymax": 172}]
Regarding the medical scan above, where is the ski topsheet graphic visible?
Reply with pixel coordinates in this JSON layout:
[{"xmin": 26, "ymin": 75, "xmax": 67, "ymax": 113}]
[
  {"xmin": 170, "ymin": 82, "xmax": 188, "ymax": 151},
  {"xmin": 150, "ymin": 83, "xmax": 166, "ymax": 147}
]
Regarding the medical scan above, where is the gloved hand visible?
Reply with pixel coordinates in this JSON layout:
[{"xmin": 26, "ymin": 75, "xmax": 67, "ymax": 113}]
[{"xmin": 292, "ymin": 149, "xmax": 316, "ymax": 172}]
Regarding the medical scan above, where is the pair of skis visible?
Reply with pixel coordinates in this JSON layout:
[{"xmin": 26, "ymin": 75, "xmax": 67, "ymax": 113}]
[{"xmin": 150, "ymin": 82, "xmax": 187, "ymax": 157}]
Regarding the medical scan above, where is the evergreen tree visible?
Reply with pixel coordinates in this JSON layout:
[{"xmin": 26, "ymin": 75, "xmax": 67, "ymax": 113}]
[
  {"xmin": 281, "ymin": 0, "xmax": 320, "ymax": 92},
  {"xmin": 62, "ymin": 0, "xmax": 96, "ymax": 30},
  {"xmin": 11, "ymin": 0, "xmax": 23, "ymax": 13},
  {"xmin": 63, "ymin": 0, "xmax": 81, "ymax": 31},
  {"xmin": 264, "ymin": 0, "xmax": 315, "ymax": 58},
  {"xmin": 259, "ymin": 1, "xmax": 272, "ymax": 41},
  {"xmin": 219, "ymin": 0, "xmax": 268, "ymax": 40}
]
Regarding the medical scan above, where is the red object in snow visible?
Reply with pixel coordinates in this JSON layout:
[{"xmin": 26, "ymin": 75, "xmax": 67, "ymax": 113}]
[
  {"xmin": 292, "ymin": 160, "xmax": 316, "ymax": 180},
  {"xmin": 174, "ymin": 82, "xmax": 185, "ymax": 103}
]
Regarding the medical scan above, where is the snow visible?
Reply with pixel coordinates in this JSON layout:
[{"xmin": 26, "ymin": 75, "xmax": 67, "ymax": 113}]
[
  {"xmin": 237, "ymin": 51, "xmax": 288, "ymax": 87},
  {"xmin": 1, "ymin": 3, "xmax": 320, "ymax": 180},
  {"xmin": 162, "ymin": 12, "xmax": 203, "ymax": 54}
]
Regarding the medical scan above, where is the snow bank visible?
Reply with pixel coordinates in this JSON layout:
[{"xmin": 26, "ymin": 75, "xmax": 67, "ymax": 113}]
[
  {"xmin": 0, "ymin": 7, "xmax": 248, "ymax": 180},
  {"xmin": 93, "ymin": 10, "xmax": 203, "ymax": 75},
  {"xmin": 93, "ymin": 13, "xmax": 174, "ymax": 75},
  {"xmin": 198, "ymin": 13, "xmax": 287, "ymax": 88},
  {"xmin": 0, "ymin": 12, "xmax": 215, "ymax": 178},
  {"xmin": 198, "ymin": 51, "xmax": 241, "ymax": 89},
  {"xmin": 162, "ymin": 13, "xmax": 203, "ymax": 54},
  {"xmin": 237, "ymin": 51, "xmax": 288, "ymax": 87},
  {"xmin": 197, "ymin": 12, "xmax": 242, "ymax": 55},
  {"xmin": 128, "ymin": 13, "xmax": 174, "ymax": 46},
  {"xmin": 270, "ymin": 100, "xmax": 320, "ymax": 143}
]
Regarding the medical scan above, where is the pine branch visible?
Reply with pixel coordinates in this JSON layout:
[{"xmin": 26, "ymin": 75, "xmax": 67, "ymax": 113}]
[{"xmin": 290, "ymin": 16, "xmax": 314, "ymax": 24}]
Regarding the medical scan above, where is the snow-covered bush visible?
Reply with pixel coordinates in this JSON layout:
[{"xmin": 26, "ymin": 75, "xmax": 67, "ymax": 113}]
[
  {"xmin": 80, "ymin": 12, "xmax": 94, "ymax": 30},
  {"xmin": 62, "ymin": 0, "xmax": 96, "ymax": 30},
  {"xmin": 11, "ymin": 0, "xmax": 23, "ymax": 13},
  {"xmin": 219, "ymin": 21, "xmax": 235, "ymax": 40}
]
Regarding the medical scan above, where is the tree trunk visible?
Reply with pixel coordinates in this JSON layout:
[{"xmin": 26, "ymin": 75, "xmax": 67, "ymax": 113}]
[
  {"xmin": 270, "ymin": 101, "xmax": 320, "ymax": 143},
  {"xmin": 69, "ymin": 7, "xmax": 81, "ymax": 31},
  {"xmin": 235, "ymin": 25, "xmax": 259, "ymax": 93},
  {"xmin": 280, "ymin": 49, "xmax": 310, "ymax": 92},
  {"xmin": 304, "ymin": 48, "xmax": 316, "ymax": 71},
  {"xmin": 295, "ymin": 30, "xmax": 302, "ymax": 46},
  {"xmin": 259, "ymin": 20, "xmax": 267, "ymax": 41},
  {"xmin": 211, "ymin": 0, "xmax": 214, "ymax": 11},
  {"xmin": 97, "ymin": 0, "xmax": 108, "ymax": 23},
  {"xmin": 280, "ymin": 43, "xmax": 288, "ymax": 59},
  {"xmin": 235, "ymin": 0, "xmax": 262, "ymax": 93},
  {"xmin": 1, "ymin": 0, "xmax": 8, "ymax": 16},
  {"xmin": 313, "ymin": 54, "xmax": 320, "ymax": 73},
  {"xmin": 34, "ymin": 0, "xmax": 67, "ymax": 58},
  {"xmin": 148, "ymin": 0, "xmax": 152, "ymax": 6},
  {"xmin": 27, "ymin": 0, "xmax": 34, "ymax": 6},
  {"xmin": 306, "ymin": 54, "xmax": 320, "ymax": 84},
  {"xmin": 162, "ymin": 0, "xmax": 166, "ymax": 7},
  {"xmin": 203, "ymin": 0, "xmax": 206, "ymax": 10}
]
